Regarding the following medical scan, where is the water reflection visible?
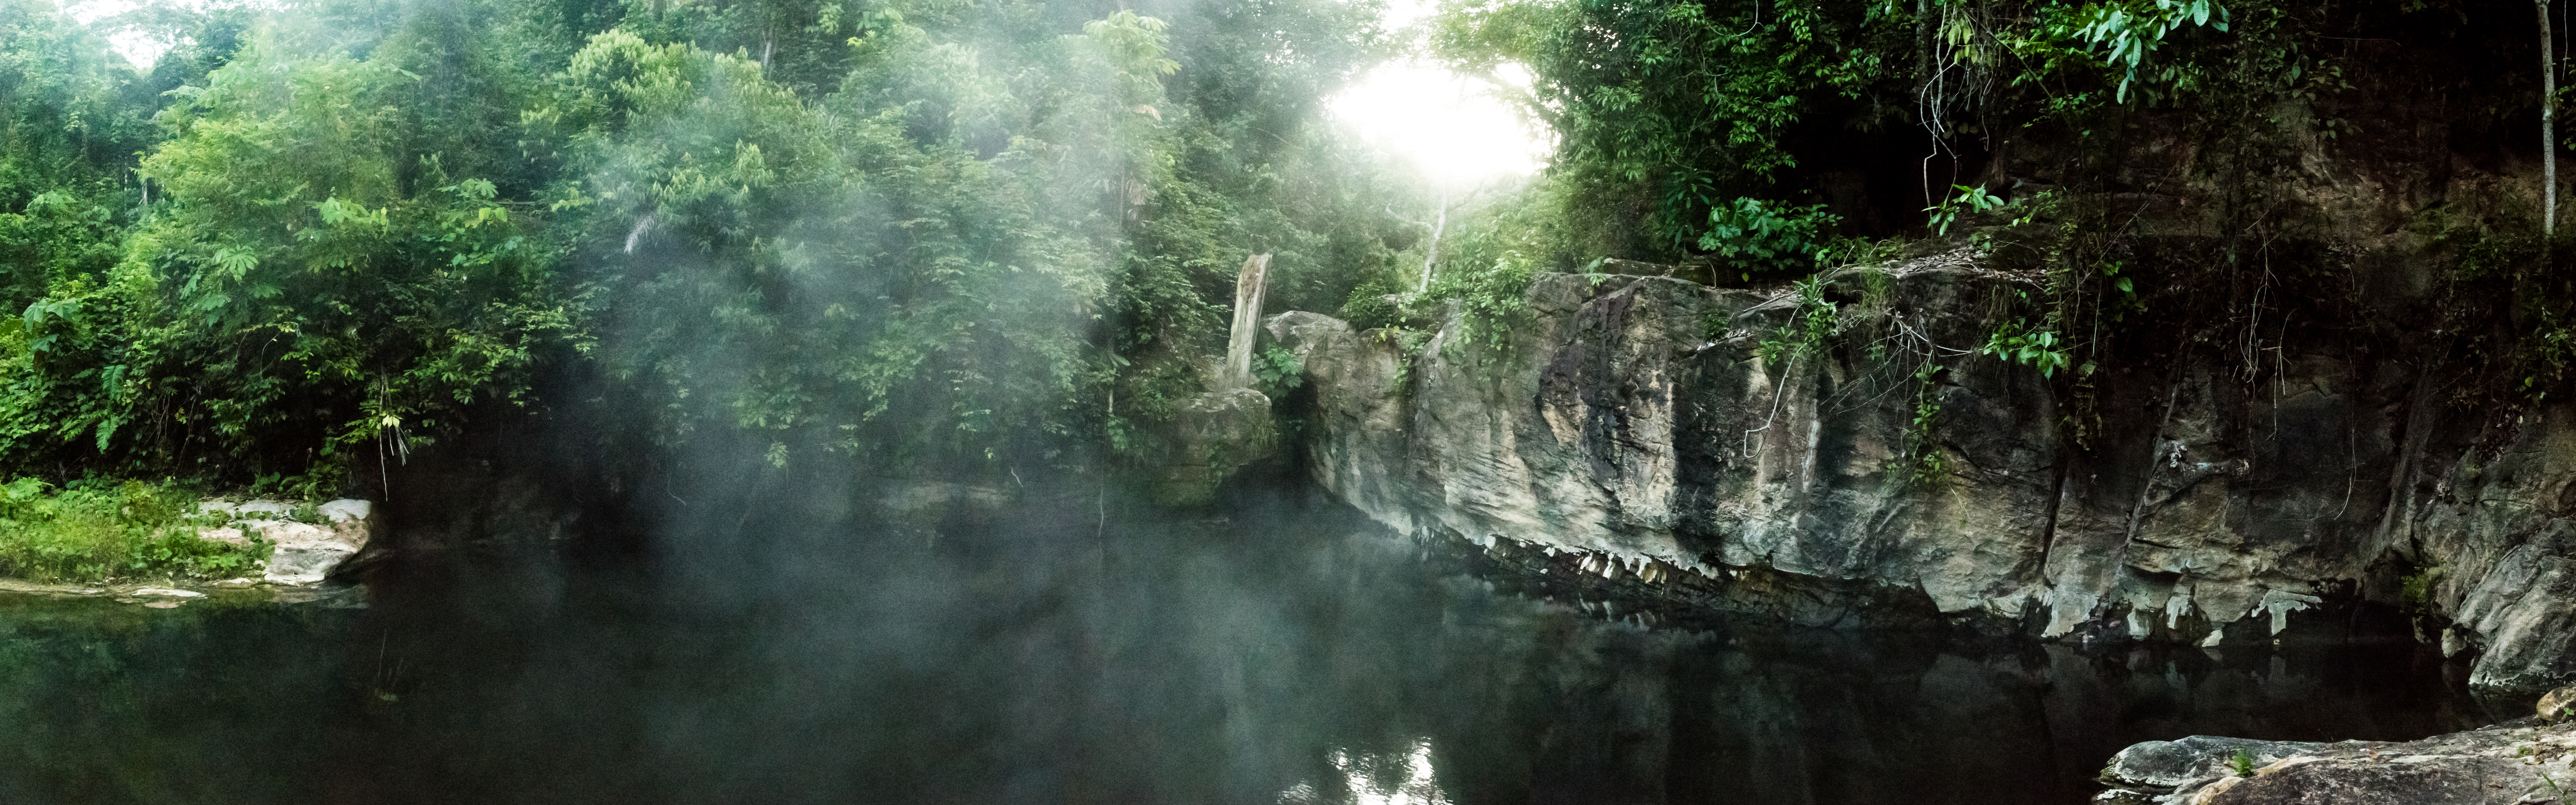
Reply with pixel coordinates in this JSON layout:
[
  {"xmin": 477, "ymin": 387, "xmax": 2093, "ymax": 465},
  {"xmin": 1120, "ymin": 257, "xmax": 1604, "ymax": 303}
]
[
  {"xmin": 0, "ymin": 488, "xmax": 2502, "ymax": 804},
  {"xmin": 1280, "ymin": 740, "xmax": 1451, "ymax": 805}
]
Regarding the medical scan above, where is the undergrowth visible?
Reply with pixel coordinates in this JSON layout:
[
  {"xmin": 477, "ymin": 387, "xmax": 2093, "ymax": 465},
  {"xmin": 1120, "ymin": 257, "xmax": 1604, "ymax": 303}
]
[{"xmin": 0, "ymin": 478, "xmax": 269, "ymax": 583}]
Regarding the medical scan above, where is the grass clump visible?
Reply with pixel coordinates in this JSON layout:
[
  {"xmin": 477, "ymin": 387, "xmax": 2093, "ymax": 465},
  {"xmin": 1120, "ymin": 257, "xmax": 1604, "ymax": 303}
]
[{"xmin": 0, "ymin": 478, "xmax": 269, "ymax": 583}]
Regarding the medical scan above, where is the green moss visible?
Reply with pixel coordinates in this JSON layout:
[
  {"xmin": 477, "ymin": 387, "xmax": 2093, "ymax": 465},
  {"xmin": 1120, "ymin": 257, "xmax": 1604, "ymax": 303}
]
[
  {"xmin": 2399, "ymin": 565, "xmax": 2445, "ymax": 615},
  {"xmin": 0, "ymin": 478, "xmax": 268, "ymax": 583},
  {"xmin": 1339, "ymin": 279, "xmax": 1403, "ymax": 331}
]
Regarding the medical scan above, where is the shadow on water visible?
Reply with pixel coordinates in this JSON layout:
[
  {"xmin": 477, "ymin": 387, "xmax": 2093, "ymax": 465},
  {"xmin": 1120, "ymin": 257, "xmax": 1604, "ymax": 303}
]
[{"xmin": 0, "ymin": 480, "xmax": 2502, "ymax": 805}]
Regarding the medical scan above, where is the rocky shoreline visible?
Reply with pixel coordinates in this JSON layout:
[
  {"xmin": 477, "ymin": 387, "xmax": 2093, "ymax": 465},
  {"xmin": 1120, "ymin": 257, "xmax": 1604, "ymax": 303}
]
[
  {"xmin": 0, "ymin": 576, "xmax": 370, "ymax": 608},
  {"xmin": 0, "ymin": 495, "xmax": 379, "ymax": 605},
  {"xmin": 2098, "ymin": 691, "xmax": 2576, "ymax": 805}
]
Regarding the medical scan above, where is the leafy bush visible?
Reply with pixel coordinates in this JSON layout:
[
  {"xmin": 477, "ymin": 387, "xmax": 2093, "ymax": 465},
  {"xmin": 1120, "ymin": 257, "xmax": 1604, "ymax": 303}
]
[
  {"xmin": 1251, "ymin": 345, "xmax": 1305, "ymax": 396},
  {"xmin": 1757, "ymin": 275, "xmax": 1839, "ymax": 364},
  {"xmin": 1978, "ymin": 320, "xmax": 2072, "ymax": 378},
  {"xmin": 1906, "ymin": 363, "xmax": 1949, "ymax": 487},
  {"xmin": 1926, "ymin": 184, "xmax": 2005, "ymax": 237},
  {"xmin": 1340, "ymin": 279, "xmax": 1403, "ymax": 330},
  {"xmin": 1698, "ymin": 198, "xmax": 1843, "ymax": 278},
  {"xmin": 1429, "ymin": 251, "xmax": 1538, "ymax": 360},
  {"xmin": 2051, "ymin": 0, "xmax": 2234, "ymax": 103}
]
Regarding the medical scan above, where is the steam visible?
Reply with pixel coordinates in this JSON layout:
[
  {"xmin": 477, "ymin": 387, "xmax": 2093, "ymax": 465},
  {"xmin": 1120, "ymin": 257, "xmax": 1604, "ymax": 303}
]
[{"xmin": 622, "ymin": 213, "xmax": 655, "ymax": 254}]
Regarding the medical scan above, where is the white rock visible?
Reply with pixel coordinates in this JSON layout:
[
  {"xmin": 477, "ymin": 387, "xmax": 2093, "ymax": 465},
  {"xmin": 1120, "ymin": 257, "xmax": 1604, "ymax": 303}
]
[
  {"xmin": 130, "ymin": 588, "xmax": 205, "ymax": 598},
  {"xmin": 200, "ymin": 498, "xmax": 296, "ymax": 518},
  {"xmin": 232, "ymin": 498, "xmax": 380, "ymax": 585},
  {"xmin": 316, "ymin": 499, "xmax": 371, "ymax": 525}
]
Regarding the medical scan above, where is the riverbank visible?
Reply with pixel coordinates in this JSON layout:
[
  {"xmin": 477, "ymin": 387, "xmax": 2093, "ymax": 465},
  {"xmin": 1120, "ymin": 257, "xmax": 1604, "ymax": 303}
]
[
  {"xmin": 0, "ymin": 478, "xmax": 378, "ymax": 587},
  {"xmin": 0, "ymin": 577, "xmax": 369, "ymax": 607}
]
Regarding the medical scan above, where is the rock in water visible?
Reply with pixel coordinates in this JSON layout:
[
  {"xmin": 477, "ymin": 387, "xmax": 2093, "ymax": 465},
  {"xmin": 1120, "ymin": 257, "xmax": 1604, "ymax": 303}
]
[
  {"xmin": 228, "ymin": 499, "xmax": 380, "ymax": 585},
  {"xmin": 1146, "ymin": 387, "xmax": 1274, "ymax": 506}
]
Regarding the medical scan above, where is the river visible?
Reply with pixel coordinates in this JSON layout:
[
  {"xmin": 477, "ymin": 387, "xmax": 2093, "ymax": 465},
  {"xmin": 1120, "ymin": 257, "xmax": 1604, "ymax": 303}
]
[{"xmin": 0, "ymin": 485, "xmax": 2495, "ymax": 804}]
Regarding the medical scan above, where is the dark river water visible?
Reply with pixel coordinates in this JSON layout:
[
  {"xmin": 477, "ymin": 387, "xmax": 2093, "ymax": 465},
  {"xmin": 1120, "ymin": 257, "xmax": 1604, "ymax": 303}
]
[{"xmin": 0, "ymin": 487, "xmax": 2500, "ymax": 805}]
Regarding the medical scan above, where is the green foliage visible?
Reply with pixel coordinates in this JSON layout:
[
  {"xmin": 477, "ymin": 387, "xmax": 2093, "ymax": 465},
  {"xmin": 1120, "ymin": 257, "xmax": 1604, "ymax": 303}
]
[
  {"xmin": 1978, "ymin": 320, "xmax": 2072, "ymax": 378},
  {"xmin": 1758, "ymin": 275, "xmax": 1838, "ymax": 365},
  {"xmin": 2229, "ymin": 749, "xmax": 2257, "ymax": 777},
  {"xmin": 1251, "ymin": 345, "xmax": 1304, "ymax": 396},
  {"xmin": 0, "ymin": 477, "xmax": 267, "ymax": 582},
  {"xmin": 1905, "ymin": 362, "xmax": 1949, "ymax": 487},
  {"xmin": 2054, "ymin": 0, "xmax": 2233, "ymax": 102},
  {"xmin": 132, "ymin": 35, "xmax": 576, "ymax": 472},
  {"xmin": 1427, "ymin": 0, "xmax": 1905, "ymax": 260},
  {"xmin": 1926, "ymin": 184, "xmax": 2005, "ymax": 237},
  {"xmin": 2399, "ymin": 565, "xmax": 2445, "ymax": 615},
  {"xmin": 1340, "ymin": 278, "xmax": 1403, "ymax": 330},
  {"xmin": 0, "ymin": 0, "xmax": 1402, "ymax": 486},
  {"xmin": 1429, "ymin": 251, "xmax": 1537, "ymax": 362},
  {"xmin": 1699, "ymin": 198, "xmax": 1843, "ymax": 278}
]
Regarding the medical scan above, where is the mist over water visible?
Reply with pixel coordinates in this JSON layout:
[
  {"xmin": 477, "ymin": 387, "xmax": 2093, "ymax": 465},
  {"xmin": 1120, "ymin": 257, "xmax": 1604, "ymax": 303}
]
[{"xmin": 0, "ymin": 474, "xmax": 2496, "ymax": 805}]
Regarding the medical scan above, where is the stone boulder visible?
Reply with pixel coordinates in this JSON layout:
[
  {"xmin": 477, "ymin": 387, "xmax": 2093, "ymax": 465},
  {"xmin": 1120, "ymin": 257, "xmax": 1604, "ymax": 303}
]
[
  {"xmin": 198, "ymin": 498, "xmax": 379, "ymax": 584},
  {"xmin": 2539, "ymin": 685, "xmax": 2576, "ymax": 724}
]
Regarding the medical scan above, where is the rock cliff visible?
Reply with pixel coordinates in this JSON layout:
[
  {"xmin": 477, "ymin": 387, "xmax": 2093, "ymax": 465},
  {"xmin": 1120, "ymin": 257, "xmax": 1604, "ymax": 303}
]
[{"xmin": 1269, "ymin": 254, "xmax": 2576, "ymax": 692}]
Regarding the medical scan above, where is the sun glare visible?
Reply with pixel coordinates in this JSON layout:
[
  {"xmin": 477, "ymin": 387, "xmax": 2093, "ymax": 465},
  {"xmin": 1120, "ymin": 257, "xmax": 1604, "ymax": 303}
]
[
  {"xmin": 63, "ymin": 0, "xmax": 174, "ymax": 70},
  {"xmin": 1330, "ymin": 61, "xmax": 1549, "ymax": 187}
]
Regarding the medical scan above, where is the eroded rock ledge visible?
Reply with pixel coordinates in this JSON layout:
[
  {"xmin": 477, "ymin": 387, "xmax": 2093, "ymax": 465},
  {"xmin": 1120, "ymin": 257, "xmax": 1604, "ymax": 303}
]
[
  {"xmin": 1269, "ymin": 254, "xmax": 2576, "ymax": 691},
  {"xmin": 2098, "ymin": 715, "xmax": 2576, "ymax": 804}
]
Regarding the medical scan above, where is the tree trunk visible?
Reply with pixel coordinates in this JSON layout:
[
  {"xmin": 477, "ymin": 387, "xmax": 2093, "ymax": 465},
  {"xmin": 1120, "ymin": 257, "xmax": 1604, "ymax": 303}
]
[
  {"xmin": 2547, "ymin": 0, "xmax": 2559, "ymax": 234},
  {"xmin": 1223, "ymin": 253, "xmax": 1273, "ymax": 389},
  {"xmin": 1418, "ymin": 185, "xmax": 1448, "ymax": 293}
]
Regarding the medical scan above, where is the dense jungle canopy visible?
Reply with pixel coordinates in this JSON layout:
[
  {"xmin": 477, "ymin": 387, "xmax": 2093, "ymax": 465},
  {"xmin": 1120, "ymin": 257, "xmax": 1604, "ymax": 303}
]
[{"xmin": 2, "ymin": 0, "xmax": 2571, "ymax": 495}]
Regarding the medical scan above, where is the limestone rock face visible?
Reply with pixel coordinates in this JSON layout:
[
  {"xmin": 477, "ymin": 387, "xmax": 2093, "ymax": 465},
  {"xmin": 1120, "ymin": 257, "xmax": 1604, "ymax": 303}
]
[
  {"xmin": 2103, "ymin": 721, "xmax": 2576, "ymax": 805},
  {"xmin": 2455, "ymin": 523, "xmax": 2576, "ymax": 690},
  {"xmin": 1271, "ymin": 254, "xmax": 2576, "ymax": 689},
  {"xmin": 198, "ymin": 498, "xmax": 379, "ymax": 584}
]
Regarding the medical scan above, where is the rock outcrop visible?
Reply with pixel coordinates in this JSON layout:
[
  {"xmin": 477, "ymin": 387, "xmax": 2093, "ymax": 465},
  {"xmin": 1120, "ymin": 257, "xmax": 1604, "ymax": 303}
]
[
  {"xmin": 1145, "ymin": 387, "xmax": 1275, "ymax": 506},
  {"xmin": 2098, "ymin": 719, "xmax": 2576, "ymax": 804},
  {"xmin": 198, "ymin": 498, "xmax": 379, "ymax": 584},
  {"xmin": 1269, "ymin": 252, "xmax": 2576, "ymax": 691}
]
